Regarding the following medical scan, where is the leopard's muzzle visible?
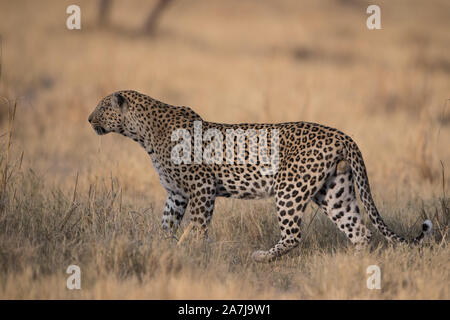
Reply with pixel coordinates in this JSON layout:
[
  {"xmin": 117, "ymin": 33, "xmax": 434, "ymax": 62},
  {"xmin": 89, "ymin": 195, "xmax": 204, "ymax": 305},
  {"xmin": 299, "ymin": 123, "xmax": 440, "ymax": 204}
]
[{"xmin": 93, "ymin": 125, "xmax": 107, "ymax": 135}]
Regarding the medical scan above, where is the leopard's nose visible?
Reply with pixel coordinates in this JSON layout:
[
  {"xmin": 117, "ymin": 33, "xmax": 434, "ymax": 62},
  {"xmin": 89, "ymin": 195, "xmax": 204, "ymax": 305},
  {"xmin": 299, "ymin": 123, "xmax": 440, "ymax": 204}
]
[{"xmin": 88, "ymin": 113, "xmax": 94, "ymax": 123}]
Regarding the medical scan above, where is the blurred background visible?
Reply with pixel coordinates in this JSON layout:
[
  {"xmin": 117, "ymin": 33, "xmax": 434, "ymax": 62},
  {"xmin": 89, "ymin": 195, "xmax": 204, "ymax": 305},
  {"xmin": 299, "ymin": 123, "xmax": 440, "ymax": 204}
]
[
  {"xmin": 0, "ymin": 0, "xmax": 449, "ymax": 205},
  {"xmin": 0, "ymin": 0, "xmax": 449, "ymax": 299}
]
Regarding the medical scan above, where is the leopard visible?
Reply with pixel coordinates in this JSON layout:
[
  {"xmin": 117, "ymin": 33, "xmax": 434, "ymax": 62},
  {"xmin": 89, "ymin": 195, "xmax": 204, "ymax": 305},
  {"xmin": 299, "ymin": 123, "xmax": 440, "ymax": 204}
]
[{"xmin": 88, "ymin": 90, "xmax": 432, "ymax": 262}]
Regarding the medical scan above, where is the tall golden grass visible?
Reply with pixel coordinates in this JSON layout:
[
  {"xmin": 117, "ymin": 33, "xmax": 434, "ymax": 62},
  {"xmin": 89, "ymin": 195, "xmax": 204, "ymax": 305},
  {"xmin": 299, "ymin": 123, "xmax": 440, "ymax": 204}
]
[{"xmin": 0, "ymin": 0, "xmax": 449, "ymax": 299}]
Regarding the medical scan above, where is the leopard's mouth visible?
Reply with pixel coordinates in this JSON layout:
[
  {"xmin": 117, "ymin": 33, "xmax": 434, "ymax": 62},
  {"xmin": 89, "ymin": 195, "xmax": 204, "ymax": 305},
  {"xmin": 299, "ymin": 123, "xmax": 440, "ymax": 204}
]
[{"xmin": 94, "ymin": 126, "xmax": 108, "ymax": 135}]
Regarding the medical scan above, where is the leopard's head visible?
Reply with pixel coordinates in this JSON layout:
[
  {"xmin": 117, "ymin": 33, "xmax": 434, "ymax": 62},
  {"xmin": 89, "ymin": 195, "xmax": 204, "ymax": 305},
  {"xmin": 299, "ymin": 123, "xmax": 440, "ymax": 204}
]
[{"xmin": 88, "ymin": 92, "xmax": 129, "ymax": 135}]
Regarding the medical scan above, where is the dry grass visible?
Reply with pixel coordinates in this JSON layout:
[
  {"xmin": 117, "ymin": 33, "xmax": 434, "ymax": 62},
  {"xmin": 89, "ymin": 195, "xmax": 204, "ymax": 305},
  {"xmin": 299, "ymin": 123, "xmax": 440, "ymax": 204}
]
[{"xmin": 0, "ymin": 0, "xmax": 449, "ymax": 299}]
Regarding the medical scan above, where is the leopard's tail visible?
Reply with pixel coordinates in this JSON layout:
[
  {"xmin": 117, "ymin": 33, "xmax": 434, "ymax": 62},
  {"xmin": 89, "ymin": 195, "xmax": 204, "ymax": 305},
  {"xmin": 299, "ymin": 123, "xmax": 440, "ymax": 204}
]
[{"xmin": 343, "ymin": 138, "xmax": 432, "ymax": 245}]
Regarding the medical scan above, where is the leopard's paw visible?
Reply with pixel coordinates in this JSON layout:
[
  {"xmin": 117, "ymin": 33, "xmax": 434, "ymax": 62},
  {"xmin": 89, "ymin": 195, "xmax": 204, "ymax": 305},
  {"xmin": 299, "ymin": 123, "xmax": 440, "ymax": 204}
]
[{"xmin": 251, "ymin": 250, "xmax": 273, "ymax": 263}]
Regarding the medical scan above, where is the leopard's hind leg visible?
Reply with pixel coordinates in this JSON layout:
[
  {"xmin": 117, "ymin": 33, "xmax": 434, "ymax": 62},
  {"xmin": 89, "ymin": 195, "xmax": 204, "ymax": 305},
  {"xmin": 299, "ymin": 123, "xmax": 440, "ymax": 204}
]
[
  {"xmin": 313, "ymin": 162, "xmax": 372, "ymax": 250},
  {"xmin": 252, "ymin": 169, "xmax": 327, "ymax": 262}
]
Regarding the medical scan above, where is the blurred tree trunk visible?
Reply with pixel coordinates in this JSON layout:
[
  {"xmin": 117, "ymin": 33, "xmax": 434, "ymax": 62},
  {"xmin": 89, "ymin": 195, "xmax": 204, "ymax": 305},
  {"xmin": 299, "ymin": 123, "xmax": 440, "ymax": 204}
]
[
  {"xmin": 98, "ymin": 0, "xmax": 112, "ymax": 26},
  {"xmin": 98, "ymin": 0, "xmax": 173, "ymax": 35},
  {"xmin": 143, "ymin": 0, "xmax": 174, "ymax": 35}
]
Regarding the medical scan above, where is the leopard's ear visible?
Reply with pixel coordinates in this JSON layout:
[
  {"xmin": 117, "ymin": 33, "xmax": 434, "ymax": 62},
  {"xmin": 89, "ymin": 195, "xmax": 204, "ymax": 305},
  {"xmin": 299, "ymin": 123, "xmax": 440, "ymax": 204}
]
[{"xmin": 111, "ymin": 93, "xmax": 128, "ymax": 112}]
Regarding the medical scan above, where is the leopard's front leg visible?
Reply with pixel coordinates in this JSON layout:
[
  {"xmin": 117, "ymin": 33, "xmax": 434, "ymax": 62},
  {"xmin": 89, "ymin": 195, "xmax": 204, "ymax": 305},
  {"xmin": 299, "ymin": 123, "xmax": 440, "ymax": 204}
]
[
  {"xmin": 161, "ymin": 191, "xmax": 189, "ymax": 234},
  {"xmin": 187, "ymin": 184, "xmax": 216, "ymax": 240},
  {"xmin": 177, "ymin": 178, "xmax": 216, "ymax": 244}
]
